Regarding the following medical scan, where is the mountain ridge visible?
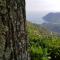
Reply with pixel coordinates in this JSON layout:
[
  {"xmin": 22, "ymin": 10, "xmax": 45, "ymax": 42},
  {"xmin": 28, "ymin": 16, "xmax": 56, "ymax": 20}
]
[{"xmin": 42, "ymin": 12, "xmax": 60, "ymax": 33}]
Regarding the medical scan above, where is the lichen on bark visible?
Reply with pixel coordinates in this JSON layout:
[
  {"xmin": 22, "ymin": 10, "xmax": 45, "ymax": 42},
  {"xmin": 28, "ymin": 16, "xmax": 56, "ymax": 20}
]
[{"xmin": 0, "ymin": 0, "xmax": 29, "ymax": 60}]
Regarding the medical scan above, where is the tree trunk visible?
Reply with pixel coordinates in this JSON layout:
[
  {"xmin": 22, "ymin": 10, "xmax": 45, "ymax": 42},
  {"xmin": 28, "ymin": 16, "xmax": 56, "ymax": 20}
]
[{"xmin": 0, "ymin": 0, "xmax": 30, "ymax": 60}]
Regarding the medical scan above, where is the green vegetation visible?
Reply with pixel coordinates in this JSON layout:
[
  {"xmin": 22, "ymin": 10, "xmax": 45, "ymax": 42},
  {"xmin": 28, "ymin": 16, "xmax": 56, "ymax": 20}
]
[
  {"xmin": 0, "ymin": 21, "xmax": 60, "ymax": 60},
  {"xmin": 27, "ymin": 22, "xmax": 60, "ymax": 60}
]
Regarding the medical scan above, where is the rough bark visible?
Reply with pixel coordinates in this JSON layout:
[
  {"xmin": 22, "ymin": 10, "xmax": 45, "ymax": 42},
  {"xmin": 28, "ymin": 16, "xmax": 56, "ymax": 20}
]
[{"xmin": 0, "ymin": 0, "xmax": 29, "ymax": 60}]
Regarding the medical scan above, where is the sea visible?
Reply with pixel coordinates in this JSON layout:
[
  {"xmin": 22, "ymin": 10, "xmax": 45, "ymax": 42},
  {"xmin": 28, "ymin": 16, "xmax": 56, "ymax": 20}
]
[{"xmin": 26, "ymin": 11, "xmax": 49, "ymax": 24}]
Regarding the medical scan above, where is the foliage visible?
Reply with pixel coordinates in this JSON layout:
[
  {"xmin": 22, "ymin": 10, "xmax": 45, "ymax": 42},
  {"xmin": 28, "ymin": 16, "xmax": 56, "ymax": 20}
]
[{"xmin": 27, "ymin": 22, "xmax": 60, "ymax": 60}]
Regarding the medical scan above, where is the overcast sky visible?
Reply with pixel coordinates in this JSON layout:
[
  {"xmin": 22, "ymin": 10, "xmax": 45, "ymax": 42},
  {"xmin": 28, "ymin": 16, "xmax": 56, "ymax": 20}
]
[{"xmin": 26, "ymin": 0, "xmax": 60, "ymax": 12}]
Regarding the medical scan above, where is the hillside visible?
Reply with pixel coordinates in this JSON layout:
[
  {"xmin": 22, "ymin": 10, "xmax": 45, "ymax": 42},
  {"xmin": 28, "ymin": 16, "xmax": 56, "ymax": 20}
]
[
  {"xmin": 42, "ymin": 23, "xmax": 60, "ymax": 33},
  {"xmin": 27, "ymin": 21, "xmax": 51, "ymax": 36},
  {"xmin": 27, "ymin": 21, "xmax": 60, "ymax": 60}
]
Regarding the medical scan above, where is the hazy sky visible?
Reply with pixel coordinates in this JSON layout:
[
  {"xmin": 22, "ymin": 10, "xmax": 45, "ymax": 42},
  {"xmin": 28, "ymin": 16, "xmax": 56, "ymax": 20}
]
[{"xmin": 26, "ymin": 0, "xmax": 60, "ymax": 12}]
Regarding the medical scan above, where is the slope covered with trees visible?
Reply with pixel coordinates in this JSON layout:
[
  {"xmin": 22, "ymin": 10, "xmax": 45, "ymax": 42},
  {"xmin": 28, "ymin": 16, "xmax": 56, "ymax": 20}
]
[{"xmin": 27, "ymin": 22, "xmax": 60, "ymax": 60}]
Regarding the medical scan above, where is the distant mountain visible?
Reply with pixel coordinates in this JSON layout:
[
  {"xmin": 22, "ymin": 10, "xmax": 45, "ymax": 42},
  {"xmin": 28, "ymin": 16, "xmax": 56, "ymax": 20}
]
[
  {"xmin": 42, "ymin": 12, "xmax": 60, "ymax": 33},
  {"xmin": 42, "ymin": 23, "xmax": 60, "ymax": 33},
  {"xmin": 43, "ymin": 12, "xmax": 60, "ymax": 23}
]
